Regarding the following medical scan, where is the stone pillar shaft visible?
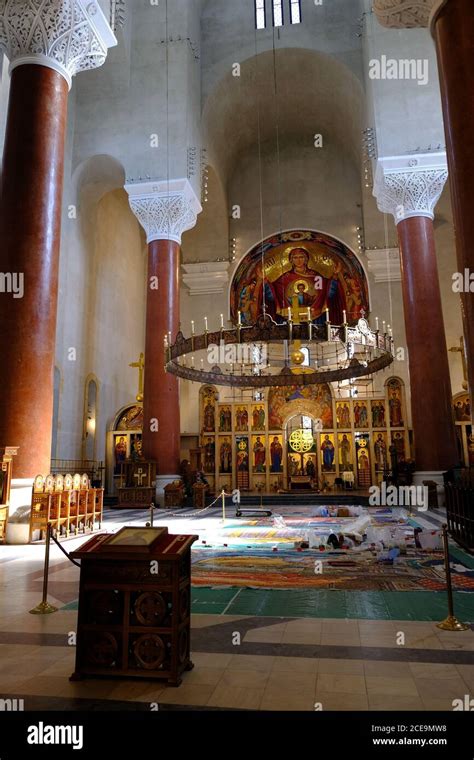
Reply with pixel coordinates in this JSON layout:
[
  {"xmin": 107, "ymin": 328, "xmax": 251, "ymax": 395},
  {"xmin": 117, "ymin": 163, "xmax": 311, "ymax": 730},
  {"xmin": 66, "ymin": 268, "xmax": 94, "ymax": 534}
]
[
  {"xmin": 433, "ymin": 0, "xmax": 474, "ymax": 413},
  {"xmin": 398, "ymin": 216, "xmax": 458, "ymax": 470},
  {"xmin": 0, "ymin": 66, "xmax": 68, "ymax": 478},
  {"xmin": 144, "ymin": 240, "xmax": 181, "ymax": 476}
]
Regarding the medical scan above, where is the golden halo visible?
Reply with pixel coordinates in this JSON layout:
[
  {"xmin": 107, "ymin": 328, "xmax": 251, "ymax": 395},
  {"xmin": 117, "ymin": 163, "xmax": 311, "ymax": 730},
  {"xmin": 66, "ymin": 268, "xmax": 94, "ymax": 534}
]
[{"xmin": 293, "ymin": 279, "xmax": 309, "ymax": 294}]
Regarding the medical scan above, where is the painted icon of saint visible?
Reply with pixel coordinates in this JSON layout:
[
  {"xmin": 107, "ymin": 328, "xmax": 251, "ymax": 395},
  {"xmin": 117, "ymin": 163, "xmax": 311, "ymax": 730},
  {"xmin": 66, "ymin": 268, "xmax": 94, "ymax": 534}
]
[
  {"xmin": 263, "ymin": 247, "xmax": 346, "ymax": 324},
  {"xmin": 270, "ymin": 436, "xmax": 283, "ymax": 472},
  {"xmin": 253, "ymin": 437, "xmax": 266, "ymax": 472},
  {"xmin": 220, "ymin": 438, "xmax": 232, "ymax": 473},
  {"xmin": 114, "ymin": 436, "xmax": 127, "ymax": 474},
  {"xmin": 339, "ymin": 434, "xmax": 351, "ymax": 469},
  {"xmin": 321, "ymin": 435, "xmax": 335, "ymax": 471}
]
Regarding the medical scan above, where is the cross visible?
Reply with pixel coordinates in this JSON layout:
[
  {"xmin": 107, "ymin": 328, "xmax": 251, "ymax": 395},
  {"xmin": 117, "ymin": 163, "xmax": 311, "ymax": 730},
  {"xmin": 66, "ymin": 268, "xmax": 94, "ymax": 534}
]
[
  {"xmin": 449, "ymin": 337, "xmax": 468, "ymax": 390},
  {"xmin": 283, "ymin": 295, "xmax": 309, "ymax": 324},
  {"xmin": 129, "ymin": 353, "xmax": 145, "ymax": 402},
  {"xmin": 134, "ymin": 468, "xmax": 146, "ymax": 487}
]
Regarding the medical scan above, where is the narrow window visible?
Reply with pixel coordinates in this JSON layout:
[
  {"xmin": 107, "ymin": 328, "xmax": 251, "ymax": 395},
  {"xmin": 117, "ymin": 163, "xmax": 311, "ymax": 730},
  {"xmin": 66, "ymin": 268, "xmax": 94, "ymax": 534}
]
[
  {"xmin": 272, "ymin": 0, "xmax": 283, "ymax": 27},
  {"xmin": 289, "ymin": 0, "xmax": 301, "ymax": 24},
  {"xmin": 255, "ymin": 0, "xmax": 266, "ymax": 29}
]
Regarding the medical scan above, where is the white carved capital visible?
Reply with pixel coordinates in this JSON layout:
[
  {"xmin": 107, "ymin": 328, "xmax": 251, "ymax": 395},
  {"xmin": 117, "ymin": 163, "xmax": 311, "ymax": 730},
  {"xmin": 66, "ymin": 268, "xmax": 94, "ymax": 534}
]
[
  {"xmin": 125, "ymin": 179, "xmax": 202, "ymax": 245},
  {"xmin": 373, "ymin": 153, "xmax": 448, "ymax": 224},
  {"xmin": 373, "ymin": 0, "xmax": 436, "ymax": 28},
  {"xmin": 366, "ymin": 248, "xmax": 402, "ymax": 283},
  {"xmin": 0, "ymin": 0, "xmax": 117, "ymax": 89}
]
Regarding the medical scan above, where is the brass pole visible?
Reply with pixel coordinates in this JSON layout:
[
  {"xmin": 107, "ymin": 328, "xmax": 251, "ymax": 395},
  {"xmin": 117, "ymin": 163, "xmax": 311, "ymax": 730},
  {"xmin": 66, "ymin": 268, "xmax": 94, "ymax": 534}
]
[
  {"xmin": 29, "ymin": 523, "xmax": 58, "ymax": 615},
  {"xmin": 437, "ymin": 524, "xmax": 468, "ymax": 631}
]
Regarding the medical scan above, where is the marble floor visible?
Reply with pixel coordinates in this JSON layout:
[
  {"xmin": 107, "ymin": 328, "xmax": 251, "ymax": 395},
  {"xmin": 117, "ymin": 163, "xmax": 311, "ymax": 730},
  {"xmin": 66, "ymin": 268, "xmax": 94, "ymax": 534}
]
[{"xmin": 0, "ymin": 512, "xmax": 473, "ymax": 712}]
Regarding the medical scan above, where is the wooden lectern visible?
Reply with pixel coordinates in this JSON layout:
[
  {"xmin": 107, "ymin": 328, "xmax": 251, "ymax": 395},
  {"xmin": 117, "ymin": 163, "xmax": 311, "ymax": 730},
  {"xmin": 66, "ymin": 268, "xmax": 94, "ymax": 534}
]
[
  {"xmin": 70, "ymin": 526, "xmax": 197, "ymax": 686},
  {"xmin": 0, "ymin": 447, "xmax": 18, "ymax": 543}
]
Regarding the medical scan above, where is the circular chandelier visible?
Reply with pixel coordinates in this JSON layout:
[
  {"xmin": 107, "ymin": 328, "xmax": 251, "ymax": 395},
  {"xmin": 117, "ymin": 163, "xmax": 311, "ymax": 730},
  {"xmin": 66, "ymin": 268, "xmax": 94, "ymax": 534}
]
[{"xmin": 164, "ymin": 313, "xmax": 394, "ymax": 389}]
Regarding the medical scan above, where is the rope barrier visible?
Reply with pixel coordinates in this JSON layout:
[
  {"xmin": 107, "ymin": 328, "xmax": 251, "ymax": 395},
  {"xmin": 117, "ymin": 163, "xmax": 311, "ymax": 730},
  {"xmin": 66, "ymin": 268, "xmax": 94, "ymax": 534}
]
[
  {"xmin": 51, "ymin": 532, "xmax": 81, "ymax": 568},
  {"xmin": 153, "ymin": 490, "xmax": 234, "ymax": 519}
]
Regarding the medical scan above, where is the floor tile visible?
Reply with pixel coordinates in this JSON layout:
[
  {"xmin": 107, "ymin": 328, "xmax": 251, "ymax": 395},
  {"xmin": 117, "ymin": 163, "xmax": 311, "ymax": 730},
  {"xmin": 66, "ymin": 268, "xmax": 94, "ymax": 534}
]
[
  {"xmin": 366, "ymin": 676, "xmax": 419, "ymax": 697},
  {"xmin": 260, "ymin": 690, "xmax": 316, "ymax": 711},
  {"xmin": 414, "ymin": 676, "xmax": 468, "ymax": 700},
  {"xmin": 364, "ymin": 661, "xmax": 412, "ymax": 677},
  {"xmin": 265, "ymin": 671, "xmax": 317, "ymax": 692},
  {"xmin": 178, "ymin": 666, "xmax": 225, "ymax": 687},
  {"xmin": 207, "ymin": 684, "xmax": 264, "ymax": 709},
  {"xmin": 368, "ymin": 694, "xmax": 426, "ymax": 711},
  {"xmin": 220, "ymin": 669, "xmax": 269, "ymax": 689},
  {"xmin": 227, "ymin": 654, "xmax": 275, "ymax": 671},
  {"xmin": 272, "ymin": 656, "xmax": 319, "ymax": 673},
  {"xmin": 316, "ymin": 673, "xmax": 366, "ymax": 695},
  {"xmin": 281, "ymin": 630, "xmax": 321, "ymax": 644},
  {"xmin": 159, "ymin": 684, "xmax": 215, "ymax": 706},
  {"xmin": 318, "ymin": 658, "xmax": 364, "ymax": 675},
  {"xmin": 191, "ymin": 652, "xmax": 233, "ymax": 669},
  {"xmin": 409, "ymin": 663, "xmax": 460, "ymax": 679},
  {"xmin": 314, "ymin": 691, "xmax": 369, "ymax": 711}
]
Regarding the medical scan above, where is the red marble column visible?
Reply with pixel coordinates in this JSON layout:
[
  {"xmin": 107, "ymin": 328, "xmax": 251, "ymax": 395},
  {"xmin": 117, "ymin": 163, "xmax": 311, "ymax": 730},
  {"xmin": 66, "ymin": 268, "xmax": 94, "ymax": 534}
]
[
  {"xmin": 0, "ymin": 66, "xmax": 68, "ymax": 478},
  {"xmin": 433, "ymin": 0, "xmax": 474, "ymax": 412},
  {"xmin": 397, "ymin": 215, "xmax": 458, "ymax": 471},
  {"xmin": 143, "ymin": 239, "xmax": 181, "ymax": 476}
]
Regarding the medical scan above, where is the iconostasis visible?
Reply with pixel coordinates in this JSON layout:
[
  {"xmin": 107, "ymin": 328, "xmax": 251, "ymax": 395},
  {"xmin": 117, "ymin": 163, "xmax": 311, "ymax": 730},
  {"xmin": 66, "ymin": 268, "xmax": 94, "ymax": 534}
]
[{"xmin": 199, "ymin": 377, "xmax": 410, "ymax": 493}]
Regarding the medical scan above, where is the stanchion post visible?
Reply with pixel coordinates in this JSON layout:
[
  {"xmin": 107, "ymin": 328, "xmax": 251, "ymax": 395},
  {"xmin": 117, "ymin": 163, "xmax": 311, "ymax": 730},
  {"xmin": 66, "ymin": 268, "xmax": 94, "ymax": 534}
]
[
  {"xmin": 29, "ymin": 523, "xmax": 58, "ymax": 615},
  {"xmin": 437, "ymin": 524, "xmax": 468, "ymax": 631},
  {"xmin": 146, "ymin": 502, "xmax": 156, "ymax": 528}
]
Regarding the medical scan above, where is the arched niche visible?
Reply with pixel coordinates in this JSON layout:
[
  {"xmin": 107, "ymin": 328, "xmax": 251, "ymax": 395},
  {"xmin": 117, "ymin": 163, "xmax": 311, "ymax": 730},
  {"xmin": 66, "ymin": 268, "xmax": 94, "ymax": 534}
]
[{"xmin": 82, "ymin": 374, "xmax": 100, "ymax": 462}]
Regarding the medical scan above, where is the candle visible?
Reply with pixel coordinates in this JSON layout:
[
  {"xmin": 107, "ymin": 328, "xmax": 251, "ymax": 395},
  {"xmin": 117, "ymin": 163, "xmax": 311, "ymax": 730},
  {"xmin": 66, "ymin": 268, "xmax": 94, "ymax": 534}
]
[
  {"xmin": 388, "ymin": 325, "xmax": 393, "ymax": 337},
  {"xmin": 201, "ymin": 358, "xmax": 204, "ymax": 369},
  {"xmin": 288, "ymin": 306, "xmax": 292, "ymax": 321},
  {"xmin": 168, "ymin": 331, "xmax": 171, "ymax": 345},
  {"xmin": 164, "ymin": 335, "xmax": 168, "ymax": 348},
  {"xmin": 325, "ymin": 307, "xmax": 330, "ymax": 322},
  {"xmin": 220, "ymin": 313, "xmax": 224, "ymax": 329},
  {"xmin": 204, "ymin": 317, "xmax": 208, "ymax": 331},
  {"xmin": 343, "ymin": 310, "xmax": 347, "ymax": 324},
  {"xmin": 375, "ymin": 317, "xmax": 379, "ymax": 331},
  {"xmin": 191, "ymin": 356, "xmax": 195, "ymax": 367},
  {"xmin": 307, "ymin": 307, "xmax": 311, "ymax": 322},
  {"xmin": 382, "ymin": 321, "xmax": 386, "ymax": 333},
  {"xmin": 191, "ymin": 320, "xmax": 195, "ymax": 335},
  {"xmin": 238, "ymin": 310, "xmax": 242, "ymax": 326}
]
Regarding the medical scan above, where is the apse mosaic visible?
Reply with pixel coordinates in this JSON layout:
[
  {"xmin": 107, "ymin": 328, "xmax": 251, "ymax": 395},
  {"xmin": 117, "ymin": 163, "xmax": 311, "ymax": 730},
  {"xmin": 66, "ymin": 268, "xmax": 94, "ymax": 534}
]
[{"xmin": 230, "ymin": 230, "xmax": 369, "ymax": 326}]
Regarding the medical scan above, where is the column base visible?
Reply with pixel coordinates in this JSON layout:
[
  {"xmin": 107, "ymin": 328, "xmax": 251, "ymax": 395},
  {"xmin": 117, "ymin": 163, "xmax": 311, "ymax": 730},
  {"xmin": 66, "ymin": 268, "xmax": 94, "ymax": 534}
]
[
  {"xmin": 155, "ymin": 475, "xmax": 182, "ymax": 508},
  {"xmin": 412, "ymin": 471, "xmax": 446, "ymax": 508},
  {"xmin": 9, "ymin": 478, "xmax": 35, "ymax": 518}
]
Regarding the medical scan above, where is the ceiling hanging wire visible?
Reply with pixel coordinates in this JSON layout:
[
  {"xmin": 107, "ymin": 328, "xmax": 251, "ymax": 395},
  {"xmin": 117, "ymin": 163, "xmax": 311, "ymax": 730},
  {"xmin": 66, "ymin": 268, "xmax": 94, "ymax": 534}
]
[{"xmin": 253, "ymin": 16, "xmax": 266, "ymax": 314}]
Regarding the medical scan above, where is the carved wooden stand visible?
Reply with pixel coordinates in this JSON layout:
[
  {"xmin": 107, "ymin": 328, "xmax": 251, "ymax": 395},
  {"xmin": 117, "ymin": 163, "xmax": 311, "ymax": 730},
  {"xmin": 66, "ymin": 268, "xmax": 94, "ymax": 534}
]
[{"xmin": 70, "ymin": 527, "xmax": 197, "ymax": 686}]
